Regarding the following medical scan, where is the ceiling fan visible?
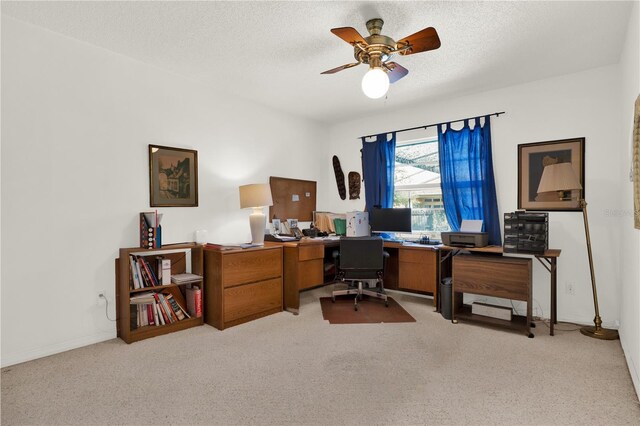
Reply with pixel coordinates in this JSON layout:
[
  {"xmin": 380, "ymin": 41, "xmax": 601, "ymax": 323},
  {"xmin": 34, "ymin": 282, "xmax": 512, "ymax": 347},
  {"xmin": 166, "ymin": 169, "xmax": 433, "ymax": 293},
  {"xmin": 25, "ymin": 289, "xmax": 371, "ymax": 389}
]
[{"xmin": 321, "ymin": 18, "xmax": 441, "ymax": 99}]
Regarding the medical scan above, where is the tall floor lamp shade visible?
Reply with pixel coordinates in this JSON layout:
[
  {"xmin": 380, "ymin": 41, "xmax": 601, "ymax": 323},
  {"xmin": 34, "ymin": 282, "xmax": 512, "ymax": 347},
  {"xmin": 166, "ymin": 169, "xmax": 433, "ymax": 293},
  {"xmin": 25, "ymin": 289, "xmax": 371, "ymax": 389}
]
[
  {"xmin": 239, "ymin": 183, "xmax": 273, "ymax": 246},
  {"xmin": 537, "ymin": 163, "xmax": 619, "ymax": 340}
]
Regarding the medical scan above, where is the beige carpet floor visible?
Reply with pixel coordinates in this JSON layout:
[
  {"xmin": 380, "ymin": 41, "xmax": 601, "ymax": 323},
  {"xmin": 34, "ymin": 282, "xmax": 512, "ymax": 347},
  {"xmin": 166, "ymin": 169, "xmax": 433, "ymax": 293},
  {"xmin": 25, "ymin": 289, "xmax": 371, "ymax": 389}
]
[{"xmin": 2, "ymin": 286, "xmax": 639, "ymax": 425}]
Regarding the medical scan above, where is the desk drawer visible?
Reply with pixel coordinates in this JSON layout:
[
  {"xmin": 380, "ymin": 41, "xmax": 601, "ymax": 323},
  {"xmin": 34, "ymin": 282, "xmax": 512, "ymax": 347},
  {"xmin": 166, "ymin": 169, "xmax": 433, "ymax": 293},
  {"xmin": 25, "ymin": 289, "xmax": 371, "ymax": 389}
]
[
  {"xmin": 298, "ymin": 244, "xmax": 324, "ymax": 261},
  {"xmin": 453, "ymin": 255, "xmax": 531, "ymax": 301},
  {"xmin": 399, "ymin": 248, "xmax": 436, "ymax": 264},
  {"xmin": 222, "ymin": 249, "xmax": 282, "ymax": 288},
  {"xmin": 298, "ymin": 259, "xmax": 324, "ymax": 290},
  {"xmin": 223, "ymin": 277, "xmax": 282, "ymax": 322}
]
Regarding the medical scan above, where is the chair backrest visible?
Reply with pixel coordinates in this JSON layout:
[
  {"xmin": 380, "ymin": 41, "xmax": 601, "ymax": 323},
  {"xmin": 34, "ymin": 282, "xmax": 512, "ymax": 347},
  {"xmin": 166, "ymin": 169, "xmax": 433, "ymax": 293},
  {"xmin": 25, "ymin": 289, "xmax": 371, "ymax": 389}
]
[{"xmin": 339, "ymin": 236, "xmax": 384, "ymax": 272}]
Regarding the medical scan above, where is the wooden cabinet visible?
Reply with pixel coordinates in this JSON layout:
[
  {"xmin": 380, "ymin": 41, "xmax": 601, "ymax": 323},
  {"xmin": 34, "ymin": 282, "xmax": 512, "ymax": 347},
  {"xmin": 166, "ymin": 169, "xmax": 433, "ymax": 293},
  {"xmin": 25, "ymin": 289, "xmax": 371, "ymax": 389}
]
[
  {"xmin": 452, "ymin": 254, "xmax": 533, "ymax": 337},
  {"xmin": 116, "ymin": 244, "xmax": 204, "ymax": 344},
  {"xmin": 397, "ymin": 246, "xmax": 438, "ymax": 294},
  {"xmin": 204, "ymin": 245, "xmax": 283, "ymax": 330}
]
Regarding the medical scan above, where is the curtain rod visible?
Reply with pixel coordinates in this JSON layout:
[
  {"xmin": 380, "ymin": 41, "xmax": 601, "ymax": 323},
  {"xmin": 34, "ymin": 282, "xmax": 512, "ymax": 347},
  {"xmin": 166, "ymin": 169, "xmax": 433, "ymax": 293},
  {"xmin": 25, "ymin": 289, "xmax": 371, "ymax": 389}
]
[{"xmin": 360, "ymin": 111, "xmax": 506, "ymax": 140}]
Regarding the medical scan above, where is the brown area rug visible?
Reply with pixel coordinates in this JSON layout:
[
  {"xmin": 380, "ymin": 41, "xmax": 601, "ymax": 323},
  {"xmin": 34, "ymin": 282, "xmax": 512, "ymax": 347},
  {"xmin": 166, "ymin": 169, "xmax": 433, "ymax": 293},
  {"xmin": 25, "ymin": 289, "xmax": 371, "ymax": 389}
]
[{"xmin": 319, "ymin": 296, "xmax": 416, "ymax": 324}]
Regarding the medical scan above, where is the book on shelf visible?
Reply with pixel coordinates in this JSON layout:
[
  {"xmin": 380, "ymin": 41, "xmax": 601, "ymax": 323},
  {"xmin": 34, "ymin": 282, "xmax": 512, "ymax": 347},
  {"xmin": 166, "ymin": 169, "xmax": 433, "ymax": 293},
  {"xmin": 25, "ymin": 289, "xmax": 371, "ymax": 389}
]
[
  {"xmin": 185, "ymin": 285, "xmax": 202, "ymax": 318},
  {"xmin": 129, "ymin": 255, "xmax": 142, "ymax": 289},
  {"xmin": 165, "ymin": 294, "xmax": 188, "ymax": 320},
  {"xmin": 130, "ymin": 305, "xmax": 138, "ymax": 330},
  {"xmin": 171, "ymin": 273, "xmax": 203, "ymax": 284},
  {"xmin": 155, "ymin": 302, "xmax": 164, "ymax": 325},
  {"xmin": 157, "ymin": 257, "xmax": 171, "ymax": 286},
  {"xmin": 135, "ymin": 257, "xmax": 153, "ymax": 287},
  {"xmin": 147, "ymin": 304, "xmax": 155, "ymax": 326},
  {"xmin": 130, "ymin": 292, "xmax": 156, "ymax": 304},
  {"xmin": 160, "ymin": 293, "xmax": 178, "ymax": 323},
  {"xmin": 152, "ymin": 302, "xmax": 160, "ymax": 326},
  {"xmin": 144, "ymin": 258, "xmax": 160, "ymax": 286},
  {"xmin": 153, "ymin": 293, "xmax": 172, "ymax": 324}
]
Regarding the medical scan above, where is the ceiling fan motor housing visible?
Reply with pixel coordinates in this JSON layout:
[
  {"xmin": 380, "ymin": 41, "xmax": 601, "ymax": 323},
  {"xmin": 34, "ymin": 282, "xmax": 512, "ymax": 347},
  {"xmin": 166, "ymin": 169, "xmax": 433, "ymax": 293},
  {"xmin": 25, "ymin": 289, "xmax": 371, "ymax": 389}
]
[{"xmin": 354, "ymin": 18, "xmax": 396, "ymax": 66}]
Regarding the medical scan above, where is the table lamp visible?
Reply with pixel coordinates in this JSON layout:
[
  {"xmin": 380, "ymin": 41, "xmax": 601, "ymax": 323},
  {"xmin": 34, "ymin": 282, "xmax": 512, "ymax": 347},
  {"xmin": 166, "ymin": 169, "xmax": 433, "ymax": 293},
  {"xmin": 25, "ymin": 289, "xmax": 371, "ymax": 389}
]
[
  {"xmin": 239, "ymin": 183, "xmax": 273, "ymax": 246},
  {"xmin": 537, "ymin": 162, "xmax": 619, "ymax": 340}
]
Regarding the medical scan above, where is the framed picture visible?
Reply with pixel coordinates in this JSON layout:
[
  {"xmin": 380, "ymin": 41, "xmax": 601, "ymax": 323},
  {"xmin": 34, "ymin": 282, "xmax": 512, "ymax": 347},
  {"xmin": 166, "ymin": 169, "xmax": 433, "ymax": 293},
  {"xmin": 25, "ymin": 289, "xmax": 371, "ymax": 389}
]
[
  {"xmin": 634, "ymin": 95, "xmax": 640, "ymax": 229},
  {"xmin": 149, "ymin": 144, "xmax": 198, "ymax": 207},
  {"xmin": 518, "ymin": 138, "xmax": 585, "ymax": 211}
]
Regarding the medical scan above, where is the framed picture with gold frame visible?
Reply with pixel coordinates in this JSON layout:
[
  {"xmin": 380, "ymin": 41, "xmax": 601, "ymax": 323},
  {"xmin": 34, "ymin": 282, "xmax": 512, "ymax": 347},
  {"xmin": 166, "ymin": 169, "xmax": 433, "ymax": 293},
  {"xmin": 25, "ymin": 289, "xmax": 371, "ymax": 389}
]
[
  {"xmin": 149, "ymin": 144, "xmax": 198, "ymax": 207},
  {"xmin": 517, "ymin": 138, "xmax": 585, "ymax": 211}
]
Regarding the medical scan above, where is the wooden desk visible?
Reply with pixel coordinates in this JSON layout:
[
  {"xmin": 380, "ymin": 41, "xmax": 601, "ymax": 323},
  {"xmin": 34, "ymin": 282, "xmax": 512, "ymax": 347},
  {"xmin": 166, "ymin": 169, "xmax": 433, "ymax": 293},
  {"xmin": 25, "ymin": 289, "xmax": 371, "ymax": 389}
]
[
  {"xmin": 439, "ymin": 245, "xmax": 561, "ymax": 335},
  {"xmin": 269, "ymin": 239, "xmax": 439, "ymax": 314}
]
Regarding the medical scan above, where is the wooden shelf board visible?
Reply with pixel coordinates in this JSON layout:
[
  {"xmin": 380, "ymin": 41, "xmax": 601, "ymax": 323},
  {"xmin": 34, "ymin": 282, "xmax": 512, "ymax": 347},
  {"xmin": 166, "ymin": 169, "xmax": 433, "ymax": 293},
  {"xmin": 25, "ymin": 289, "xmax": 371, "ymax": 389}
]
[
  {"xmin": 455, "ymin": 304, "xmax": 531, "ymax": 333},
  {"xmin": 129, "ymin": 281, "xmax": 202, "ymax": 294}
]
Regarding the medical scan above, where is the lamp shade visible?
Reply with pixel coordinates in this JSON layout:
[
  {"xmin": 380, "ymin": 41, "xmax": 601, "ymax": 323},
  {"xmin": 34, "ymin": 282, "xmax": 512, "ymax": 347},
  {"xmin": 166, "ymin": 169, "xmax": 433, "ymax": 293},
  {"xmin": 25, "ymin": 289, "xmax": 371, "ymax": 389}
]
[
  {"xmin": 239, "ymin": 183, "xmax": 273, "ymax": 209},
  {"xmin": 537, "ymin": 162, "xmax": 582, "ymax": 194}
]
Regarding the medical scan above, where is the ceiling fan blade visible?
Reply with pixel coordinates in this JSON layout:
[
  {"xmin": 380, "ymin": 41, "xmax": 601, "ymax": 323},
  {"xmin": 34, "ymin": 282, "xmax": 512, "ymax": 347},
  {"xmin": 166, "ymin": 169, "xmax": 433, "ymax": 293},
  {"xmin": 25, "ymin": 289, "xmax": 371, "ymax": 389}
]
[
  {"xmin": 396, "ymin": 27, "xmax": 441, "ymax": 55},
  {"xmin": 321, "ymin": 62, "xmax": 361, "ymax": 75},
  {"xmin": 330, "ymin": 27, "xmax": 368, "ymax": 46},
  {"xmin": 384, "ymin": 62, "xmax": 409, "ymax": 84}
]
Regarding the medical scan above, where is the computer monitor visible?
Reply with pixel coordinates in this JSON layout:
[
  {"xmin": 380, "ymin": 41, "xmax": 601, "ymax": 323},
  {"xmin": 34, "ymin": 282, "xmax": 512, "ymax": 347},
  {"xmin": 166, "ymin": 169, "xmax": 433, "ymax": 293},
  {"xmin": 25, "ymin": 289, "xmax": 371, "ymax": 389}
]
[{"xmin": 369, "ymin": 208, "xmax": 412, "ymax": 234}]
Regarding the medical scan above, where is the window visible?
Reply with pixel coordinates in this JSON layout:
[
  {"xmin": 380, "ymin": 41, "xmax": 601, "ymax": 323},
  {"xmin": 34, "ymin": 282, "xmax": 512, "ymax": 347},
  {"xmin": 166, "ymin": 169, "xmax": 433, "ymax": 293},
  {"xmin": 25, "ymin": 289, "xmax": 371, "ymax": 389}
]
[{"xmin": 394, "ymin": 137, "xmax": 450, "ymax": 237}]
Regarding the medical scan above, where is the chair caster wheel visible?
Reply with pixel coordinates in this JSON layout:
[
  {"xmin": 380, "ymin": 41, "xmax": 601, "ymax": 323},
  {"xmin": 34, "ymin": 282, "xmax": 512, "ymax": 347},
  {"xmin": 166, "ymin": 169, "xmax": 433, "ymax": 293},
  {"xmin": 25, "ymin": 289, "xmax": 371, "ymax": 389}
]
[
  {"xmin": 528, "ymin": 333, "xmax": 534, "ymax": 338},
  {"xmin": 385, "ymin": 301, "xmax": 389, "ymax": 307},
  {"xmin": 354, "ymin": 305, "xmax": 358, "ymax": 311}
]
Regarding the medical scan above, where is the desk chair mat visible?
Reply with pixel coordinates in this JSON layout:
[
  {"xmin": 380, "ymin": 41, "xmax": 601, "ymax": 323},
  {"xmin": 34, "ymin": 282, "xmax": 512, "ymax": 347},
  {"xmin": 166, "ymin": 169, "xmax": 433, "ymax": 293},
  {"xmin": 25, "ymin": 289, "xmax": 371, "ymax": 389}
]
[{"xmin": 319, "ymin": 296, "xmax": 415, "ymax": 324}]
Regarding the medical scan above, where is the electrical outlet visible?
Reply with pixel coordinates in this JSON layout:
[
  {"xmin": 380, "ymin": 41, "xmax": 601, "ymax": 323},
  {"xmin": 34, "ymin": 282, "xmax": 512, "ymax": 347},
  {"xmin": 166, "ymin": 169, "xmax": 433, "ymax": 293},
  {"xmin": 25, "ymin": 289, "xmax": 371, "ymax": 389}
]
[
  {"xmin": 97, "ymin": 290, "xmax": 106, "ymax": 305},
  {"xmin": 565, "ymin": 281, "xmax": 575, "ymax": 296}
]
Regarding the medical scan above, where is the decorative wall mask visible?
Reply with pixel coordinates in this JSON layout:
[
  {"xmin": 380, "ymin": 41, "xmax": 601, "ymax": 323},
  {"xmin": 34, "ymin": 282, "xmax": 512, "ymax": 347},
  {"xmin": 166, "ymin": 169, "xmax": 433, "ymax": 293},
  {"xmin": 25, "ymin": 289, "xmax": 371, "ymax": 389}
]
[
  {"xmin": 332, "ymin": 155, "xmax": 346, "ymax": 200},
  {"xmin": 348, "ymin": 171, "xmax": 361, "ymax": 199}
]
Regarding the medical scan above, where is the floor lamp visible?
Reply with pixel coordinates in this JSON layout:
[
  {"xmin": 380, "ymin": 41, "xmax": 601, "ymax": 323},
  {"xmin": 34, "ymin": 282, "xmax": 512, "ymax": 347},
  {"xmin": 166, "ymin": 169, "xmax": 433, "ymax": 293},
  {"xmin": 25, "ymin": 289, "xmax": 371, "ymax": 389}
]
[
  {"xmin": 239, "ymin": 183, "xmax": 273, "ymax": 246},
  {"xmin": 537, "ymin": 162, "xmax": 619, "ymax": 340}
]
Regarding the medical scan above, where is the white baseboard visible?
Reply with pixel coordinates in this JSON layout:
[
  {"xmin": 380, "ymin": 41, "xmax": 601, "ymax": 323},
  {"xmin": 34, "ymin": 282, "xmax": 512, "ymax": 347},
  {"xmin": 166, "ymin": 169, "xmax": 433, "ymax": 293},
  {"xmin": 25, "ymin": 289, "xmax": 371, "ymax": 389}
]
[{"xmin": 1, "ymin": 330, "xmax": 116, "ymax": 368}]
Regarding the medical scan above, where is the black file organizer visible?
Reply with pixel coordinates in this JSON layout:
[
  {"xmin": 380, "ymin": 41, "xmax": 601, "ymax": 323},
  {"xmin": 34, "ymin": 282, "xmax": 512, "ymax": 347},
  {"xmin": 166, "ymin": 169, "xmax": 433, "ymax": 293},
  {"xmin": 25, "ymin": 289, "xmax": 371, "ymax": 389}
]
[{"xmin": 503, "ymin": 211, "xmax": 548, "ymax": 254}]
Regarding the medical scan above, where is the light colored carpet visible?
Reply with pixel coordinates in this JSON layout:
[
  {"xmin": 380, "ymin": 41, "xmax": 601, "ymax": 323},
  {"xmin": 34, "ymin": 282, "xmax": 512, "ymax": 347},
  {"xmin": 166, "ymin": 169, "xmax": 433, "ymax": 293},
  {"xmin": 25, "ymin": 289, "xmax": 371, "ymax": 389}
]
[{"xmin": 2, "ymin": 286, "xmax": 639, "ymax": 425}]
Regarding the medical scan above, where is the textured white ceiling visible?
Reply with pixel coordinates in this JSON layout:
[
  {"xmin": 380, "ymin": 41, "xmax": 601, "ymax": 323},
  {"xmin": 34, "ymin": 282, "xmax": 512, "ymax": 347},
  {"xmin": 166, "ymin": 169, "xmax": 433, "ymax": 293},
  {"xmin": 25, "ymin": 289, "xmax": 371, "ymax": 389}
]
[{"xmin": 2, "ymin": 1, "xmax": 634, "ymax": 124}]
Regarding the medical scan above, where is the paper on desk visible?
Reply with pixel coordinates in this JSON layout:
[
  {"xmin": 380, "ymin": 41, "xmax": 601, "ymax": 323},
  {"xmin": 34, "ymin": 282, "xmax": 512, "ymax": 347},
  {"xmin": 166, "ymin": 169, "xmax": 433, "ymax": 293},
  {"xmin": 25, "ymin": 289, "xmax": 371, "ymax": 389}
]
[{"xmin": 461, "ymin": 220, "xmax": 483, "ymax": 233}]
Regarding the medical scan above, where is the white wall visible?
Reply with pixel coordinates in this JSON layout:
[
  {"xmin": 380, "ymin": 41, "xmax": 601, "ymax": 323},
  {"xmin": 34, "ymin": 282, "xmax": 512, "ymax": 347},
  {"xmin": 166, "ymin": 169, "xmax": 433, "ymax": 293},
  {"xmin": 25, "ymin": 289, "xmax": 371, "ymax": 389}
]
[
  {"xmin": 618, "ymin": 2, "xmax": 640, "ymax": 397},
  {"xmin": 1, "ymin": 17, "xmax": 326, "ymax": 366},
  {"xmin": 325, "ymin": 66, "xmax": 624, "ymax": 329}
]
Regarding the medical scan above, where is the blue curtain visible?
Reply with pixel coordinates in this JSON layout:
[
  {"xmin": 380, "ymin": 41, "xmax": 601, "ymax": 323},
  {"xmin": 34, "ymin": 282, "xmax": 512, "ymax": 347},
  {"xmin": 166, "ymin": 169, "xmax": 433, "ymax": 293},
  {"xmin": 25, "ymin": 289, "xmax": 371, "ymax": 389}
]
[
  {"xmin": 437, "ymin": 117, "xmax": 501, "ymax": 245},
  {"xmin": 361, "ymin": 132, "xmax": 396, "ymax": 211}
]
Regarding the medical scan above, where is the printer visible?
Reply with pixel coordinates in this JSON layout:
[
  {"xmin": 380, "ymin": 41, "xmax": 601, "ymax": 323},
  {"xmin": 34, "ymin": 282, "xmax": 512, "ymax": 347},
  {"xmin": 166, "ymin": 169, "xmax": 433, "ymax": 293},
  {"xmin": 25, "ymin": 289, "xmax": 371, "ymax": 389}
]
[{"xmin": 441, "ymin": 220, "xmax": 489, "ymax": 248}]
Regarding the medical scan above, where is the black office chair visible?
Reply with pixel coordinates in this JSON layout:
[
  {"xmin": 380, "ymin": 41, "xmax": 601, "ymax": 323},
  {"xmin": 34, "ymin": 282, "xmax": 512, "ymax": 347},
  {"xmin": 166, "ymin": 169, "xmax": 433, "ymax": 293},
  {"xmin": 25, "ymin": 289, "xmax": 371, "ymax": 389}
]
[{"xmin": 331, "ymin": 236, "xmax": 389, "ymax": 311}]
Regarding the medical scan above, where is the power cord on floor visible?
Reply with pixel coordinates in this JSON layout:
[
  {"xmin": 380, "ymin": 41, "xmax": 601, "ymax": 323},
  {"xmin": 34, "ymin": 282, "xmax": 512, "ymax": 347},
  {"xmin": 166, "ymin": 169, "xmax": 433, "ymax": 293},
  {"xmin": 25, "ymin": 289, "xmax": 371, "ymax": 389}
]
[
  {"xmin": 99, "ymin": 294, "xmax": 117, "ymax": 322},
  {"xmin": 536, "ymin": 319, "xmax": 581, "ymax": 332}
]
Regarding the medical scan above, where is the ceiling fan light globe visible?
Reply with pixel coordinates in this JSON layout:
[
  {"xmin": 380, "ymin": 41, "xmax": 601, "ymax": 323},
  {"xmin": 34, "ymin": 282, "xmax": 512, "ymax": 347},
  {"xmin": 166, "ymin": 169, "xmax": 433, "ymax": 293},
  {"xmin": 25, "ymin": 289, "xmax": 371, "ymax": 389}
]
[{"xmin": 361, "ymin": 68, "xmax": 389, "ymax": 99}]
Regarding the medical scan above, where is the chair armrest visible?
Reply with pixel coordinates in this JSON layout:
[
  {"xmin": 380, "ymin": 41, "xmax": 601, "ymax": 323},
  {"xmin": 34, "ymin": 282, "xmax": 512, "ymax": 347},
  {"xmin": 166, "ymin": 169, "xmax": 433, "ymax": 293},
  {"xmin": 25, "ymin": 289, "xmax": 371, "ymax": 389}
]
[{"xmin": 383, "ymin": 250, "xmax": 390, "ymax": 271}]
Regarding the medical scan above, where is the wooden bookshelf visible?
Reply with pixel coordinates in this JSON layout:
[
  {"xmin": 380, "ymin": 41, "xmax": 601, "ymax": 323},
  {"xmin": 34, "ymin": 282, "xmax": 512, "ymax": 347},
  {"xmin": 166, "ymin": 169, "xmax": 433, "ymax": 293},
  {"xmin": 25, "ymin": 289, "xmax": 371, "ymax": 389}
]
[{"xmin": 116, "ymin": 243, "xmax": 204, "ymax": 343}]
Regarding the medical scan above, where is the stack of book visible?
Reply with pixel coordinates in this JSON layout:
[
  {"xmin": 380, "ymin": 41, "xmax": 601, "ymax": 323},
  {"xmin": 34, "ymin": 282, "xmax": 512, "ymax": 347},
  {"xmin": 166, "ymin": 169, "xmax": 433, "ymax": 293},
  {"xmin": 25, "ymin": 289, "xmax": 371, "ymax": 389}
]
[
  {"xmin": 130, "ymin": 291, "xmax": 190, "ymax": 329},
  {"xmin": 129, "ymin": 255, "xmax": 171, "ymax": 289},
  {"xmin": 170, "ymin": 273, "xmax": 203, "ymax": 285}
]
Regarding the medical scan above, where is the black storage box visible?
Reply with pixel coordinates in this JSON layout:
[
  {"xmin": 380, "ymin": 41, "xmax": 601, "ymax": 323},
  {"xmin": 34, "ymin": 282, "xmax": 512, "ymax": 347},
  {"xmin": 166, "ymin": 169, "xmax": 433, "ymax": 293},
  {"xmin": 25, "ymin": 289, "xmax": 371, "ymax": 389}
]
[{"xmin": 503, "ymin": 211, "xmax": 548, "ymax": 254}]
